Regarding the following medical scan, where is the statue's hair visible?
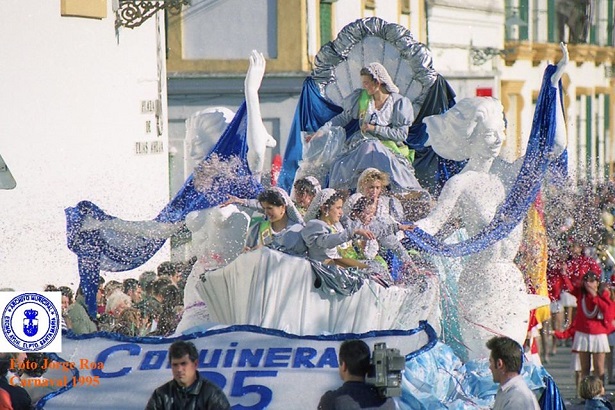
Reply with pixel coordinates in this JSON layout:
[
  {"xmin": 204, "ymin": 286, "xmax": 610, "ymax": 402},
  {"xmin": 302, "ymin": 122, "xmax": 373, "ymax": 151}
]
[{"xmin": 423, "ymin": 97, "xmax": 505, "ymax": 161}]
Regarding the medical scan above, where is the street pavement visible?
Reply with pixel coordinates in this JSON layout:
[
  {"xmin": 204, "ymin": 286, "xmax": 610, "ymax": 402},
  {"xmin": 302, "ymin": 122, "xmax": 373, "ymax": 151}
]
[{"xmin": 542, "ymin": 345, "xmax": 615, "ymax": 409}]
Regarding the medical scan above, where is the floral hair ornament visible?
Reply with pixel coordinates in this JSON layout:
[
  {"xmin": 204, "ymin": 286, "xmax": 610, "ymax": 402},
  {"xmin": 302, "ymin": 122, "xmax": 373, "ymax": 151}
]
[{"xmin": 365, "ymin": 62, "xmax": 399, "ymax": 94}]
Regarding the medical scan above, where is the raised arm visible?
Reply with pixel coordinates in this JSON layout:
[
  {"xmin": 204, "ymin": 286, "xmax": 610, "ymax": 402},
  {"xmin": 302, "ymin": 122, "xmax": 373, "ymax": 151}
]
[
  {"xmin": 551, "ymin": 42, "xmax": 569, "ymax": 158},
  {"xmin": 245, "ymin": 50, "xmax": 277, "ymax": 180}
]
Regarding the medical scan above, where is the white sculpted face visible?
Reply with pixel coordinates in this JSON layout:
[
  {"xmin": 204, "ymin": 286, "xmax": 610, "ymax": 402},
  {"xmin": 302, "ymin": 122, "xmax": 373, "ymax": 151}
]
[{"xmin": 471, "ymin": 124, "xmax": 505, "ymax": 160}]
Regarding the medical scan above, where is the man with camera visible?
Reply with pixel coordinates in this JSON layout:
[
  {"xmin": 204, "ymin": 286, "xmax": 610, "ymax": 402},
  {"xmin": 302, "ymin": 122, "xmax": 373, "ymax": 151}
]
[{"xmin": 318, "ymin": 339, "xmax": 396, "ymax": 409}]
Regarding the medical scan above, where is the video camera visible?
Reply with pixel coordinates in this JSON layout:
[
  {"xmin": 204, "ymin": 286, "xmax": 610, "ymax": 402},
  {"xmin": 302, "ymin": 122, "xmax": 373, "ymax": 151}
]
[{"xmin": 365, "ymin": 342, "xmax": 406, "ymax": 398}]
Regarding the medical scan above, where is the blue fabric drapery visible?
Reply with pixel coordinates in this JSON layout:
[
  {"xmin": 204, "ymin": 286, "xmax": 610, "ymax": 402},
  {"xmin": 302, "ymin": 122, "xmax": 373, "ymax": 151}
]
[
  {"xmin": 278, "ymin": 77, "xmax": 343, "ymax": 192},
  {"xmin": 65, "ymin": 103, "xmax": 262, "ymax": 317},
  {"xmin": 403, "ymin": 65, "xmax": 566, "ymax": 257}
]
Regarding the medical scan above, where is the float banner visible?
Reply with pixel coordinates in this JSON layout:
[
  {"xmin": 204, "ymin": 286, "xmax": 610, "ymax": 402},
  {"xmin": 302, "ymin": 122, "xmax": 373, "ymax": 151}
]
[
  {"xmin": 38, "ymin": 323, "xmax": 435, "ymax": 409},
  {"xmin": 0, "ymin": 292, "xmax": 62, "ymax": 353}
]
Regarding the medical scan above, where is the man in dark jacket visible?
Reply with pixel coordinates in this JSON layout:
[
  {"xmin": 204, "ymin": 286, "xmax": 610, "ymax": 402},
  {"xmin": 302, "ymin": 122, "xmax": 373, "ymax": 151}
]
[
  {"xmin": 318, "ymin": 340, "xmax": 395, "ymax": 409},
  {"xmin": 0, "ymin": 353, "xmax": 32, "ymax": 410},
  {"xmin": 146, "ymin": 340, "xmax": 230, "ymax": 410}
]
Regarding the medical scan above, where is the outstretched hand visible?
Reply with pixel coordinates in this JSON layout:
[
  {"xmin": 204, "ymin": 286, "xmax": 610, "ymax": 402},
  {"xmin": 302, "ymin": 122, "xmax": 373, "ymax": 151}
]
[
  {"xmin": 354, "ymin": 228, "xmax": 375, "ymax": 240},
  {"xmin": 551, "ymin": 42, "xmax": 569, "ymax": 87}
]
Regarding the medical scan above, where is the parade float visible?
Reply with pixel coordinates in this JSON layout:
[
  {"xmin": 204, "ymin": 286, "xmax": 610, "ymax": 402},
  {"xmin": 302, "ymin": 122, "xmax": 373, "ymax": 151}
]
[{"xmin": 56, "ymin": 18, "xmax": 567, "ymax": 410}]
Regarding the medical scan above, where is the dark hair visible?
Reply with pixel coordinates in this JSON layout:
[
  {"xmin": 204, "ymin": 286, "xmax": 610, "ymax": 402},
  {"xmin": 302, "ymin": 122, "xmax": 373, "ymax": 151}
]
[
  {"xmin": 23, "ymin": 353, "xmax": 49, "ymax": 377},
  {"xmin": 44, "ymin": 285, "xmax": 59, "ymax": 292},
  {"xmin": 139, "ymin": 271, "xmax": 157, "ymax": 294},
  {"xmin": 339, "ymin": 339, "xmax": 371, "ymax": 377},
  {"xmin": 169, "ymin": 340, "xmax": 199, "ymax": 362},
  {"xmin": 157, "ymin": 261, "xmax": 181, "ymax": 277},
  {"xmin": 0, "ymin": 354, "xmax": 12, "ymax": 378},
  {"xmin": 123, "ymin": 278, "xmax": 140, "ymax": 294},
  {"xmin": 579, "ymin": 375, "xmax": 604, "ymax": 399},
  {"xmin": 359, "ymin": 67, "xmax": 375, "ymax": 80},
  {"xmin": 350, "ymin": 196, "xmax": 375, "ymax": 220},
  {"xmin": 293, "ymin": 178, "xmax": 318, "ymax": 196},
  {"xmin": 152, "ymin": 278, "xmax": 173, "ymax": 297},
  {"xmin": 59, "ymin": 286, "xmax": 74, "ymax": 304},
  {"xmin": 257, "ymin": 189, "xmax": 286, "ymax": 207},
  {"xmin": 319, "ymin": 191, "xmax": 346, "ymax": 219},
  {"xmin": 486, "ymin": 336, "xmax": 522, "ymax": 374}
]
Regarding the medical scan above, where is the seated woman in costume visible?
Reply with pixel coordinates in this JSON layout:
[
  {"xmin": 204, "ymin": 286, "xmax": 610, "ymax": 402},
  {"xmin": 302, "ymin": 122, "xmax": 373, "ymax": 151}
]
[
  {"xmin": 308, "ymin": 63, "xmax": 424, "ymax": 194},
  {"xmin": 346, "ymin": 196, "xmax": 383, "ymax": 265},
  {"xmin": 301, "ymin": 189, "xmax": 392, "ymax": 286},
  {"xmin": 244, "ymin": 188, "xmax": 307, "ymax": 256},
  {"xmin": 345, "ymin": 168, "xmax": 414, "ymax": 262},
  {"xmin": 291, "ymin": 176, "xmax": 321, "ymax": 216},
  {"xmin": 224, "ymin": 176, "xmax": 319, "ymax": 217}
]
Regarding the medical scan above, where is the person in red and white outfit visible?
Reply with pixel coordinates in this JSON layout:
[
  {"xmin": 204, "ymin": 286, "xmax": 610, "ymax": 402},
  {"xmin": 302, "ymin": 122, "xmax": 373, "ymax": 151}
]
[{"xmin": 565, "ymin": 270, "xmax": 614, "ymax": 382}]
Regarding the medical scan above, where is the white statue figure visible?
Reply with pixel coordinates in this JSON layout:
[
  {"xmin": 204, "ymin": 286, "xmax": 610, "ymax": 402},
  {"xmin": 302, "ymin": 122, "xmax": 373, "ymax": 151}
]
[
  {"xmin": 186, "ymin": 106, "xmax": 235, "ymax": 170},
  {"xmin": 244, "ymin": 50, "xmax": 277, "ymax": 180},
  {"xmin": 175, "ymin": 204, "xmax": 251, "ymax": 334},
  {"xmin": 186, "ymin": 50, "xmax": 276, "ymax": 179},
  {"xmin": 415, "ymin": 44, "xmax": 569, "ymax": 360}
]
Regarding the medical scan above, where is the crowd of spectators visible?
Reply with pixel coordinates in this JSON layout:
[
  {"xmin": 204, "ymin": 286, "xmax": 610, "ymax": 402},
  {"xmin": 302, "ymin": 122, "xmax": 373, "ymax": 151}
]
[{"xmin": 45, "ymin": 259, "xmax": 194, "ymax": 339}]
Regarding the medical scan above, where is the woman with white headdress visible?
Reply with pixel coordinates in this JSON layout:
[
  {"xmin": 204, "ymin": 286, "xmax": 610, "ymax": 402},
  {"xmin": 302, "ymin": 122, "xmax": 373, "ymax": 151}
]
[
  {"xmin": 291, "ymin": 176, "xmax": 321, "ymax": 216},
  {"xmin": 244, "ymin": 187, "xmax": 307, "ymax": 256},
  {"xmin": 308, "ymin": 63, "xmax": 424, "ymax": 194},
  {"xmin": 301, "ymin": 188, "xmax": 393, "ymax": 287}
]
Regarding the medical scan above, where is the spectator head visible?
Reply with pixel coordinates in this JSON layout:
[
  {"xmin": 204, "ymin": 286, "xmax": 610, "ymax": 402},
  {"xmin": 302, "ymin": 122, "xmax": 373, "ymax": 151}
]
[
  {"xmin": 152, "ymin": 278, "xmax": 173, "ymax": 302},
  {"xmin": 486, "ymin": 336, "xmax": 523, "ymax": 383},
  {"xmin": 105, "ymin": 291, "xmax": 131, "ymax": 317},
  {"xmin": 23, "ymin": 353, "xmax": 49, "ymax": 377},
  {"xmin": 115, "ymin": 307, "xmax": 143, "ymax": 337},
  {"xmin": 338, "ymin": 339, "xmax": 371, "ymax": 380},
  {"xmin": 579, "ymin": 375, "xmax": 605, "ymax": 400},
  {"xmin": 59, "ymin": 286, "xmax": 74, "ymax": 312},
  {"xmin": 0, "ymin": 353, "xmax": 26, "ymax": 378},
  {"xmin": 0, "ymin": 354, "xmax": 11, "ymax": 378},
  {"xmin": 103, "ymin": 280, "xmax": 123, "ymax": 299},
  {"xmin": 123, "ymin": 278, "xmax": 143, "ymax": 304},
  {"xmin": 139, "ymin": 298, "xmax": 162, "ymax": 329},
  {"xmin": 160, "ymin": 284, "xmax": 182, "ymax": 307},
  {"xmin": 96, "ymin": 277, "xmax": 106, "ymax": 305},
  {"xmin": 157, "ymin": 262, "xmax": 183, "ymax": 286},
  {"xmin": 168, "ymin": 341, "xmax": 199, "ymax": 387},
  {"xmin": 44, "ymin": 285, "xmax": 59, "ymax": 292},
  {"xmin": 139, "ymin": 271, "xmax": 157, "ymax": 296}
]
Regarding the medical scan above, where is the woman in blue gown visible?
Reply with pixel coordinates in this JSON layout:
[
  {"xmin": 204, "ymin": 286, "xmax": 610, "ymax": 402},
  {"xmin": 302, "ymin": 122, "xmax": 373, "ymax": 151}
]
[{"xmin": 308, "ymin": 63, "xmax": 425, "ymax": 194}]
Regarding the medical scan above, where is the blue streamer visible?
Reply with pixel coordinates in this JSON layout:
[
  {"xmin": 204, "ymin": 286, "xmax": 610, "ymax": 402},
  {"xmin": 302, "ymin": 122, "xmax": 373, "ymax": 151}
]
[
  {"xmin": 402, "ymin": 65, "xmax": 565, "ymax": 257},
  {"xmin": 65, "ymin": 103, "xmax": 262, "ymax": 317}
]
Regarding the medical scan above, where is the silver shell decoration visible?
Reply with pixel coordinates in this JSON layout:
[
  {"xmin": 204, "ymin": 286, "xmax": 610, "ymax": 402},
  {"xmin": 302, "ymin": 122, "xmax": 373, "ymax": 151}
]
[{"xmin": 311, "ymin": 17, "xmax": 438, "ymax": 115}]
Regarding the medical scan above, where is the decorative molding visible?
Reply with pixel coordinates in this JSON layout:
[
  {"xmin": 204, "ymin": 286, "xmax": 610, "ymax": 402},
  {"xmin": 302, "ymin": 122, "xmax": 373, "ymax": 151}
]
[
  {"xmin": 115, "ymin": 0, "xmax": 188, "ymax": 29},
  {"xmin": 504, "ymin": 41, "xmax": 615, "ymax": 67}
]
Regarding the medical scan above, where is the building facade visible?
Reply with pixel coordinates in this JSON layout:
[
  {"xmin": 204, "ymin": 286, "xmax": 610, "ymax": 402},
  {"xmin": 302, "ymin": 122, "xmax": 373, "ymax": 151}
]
[{"xmin": 167, "ymin": 0, "xmax": 615, "ymax": 189}]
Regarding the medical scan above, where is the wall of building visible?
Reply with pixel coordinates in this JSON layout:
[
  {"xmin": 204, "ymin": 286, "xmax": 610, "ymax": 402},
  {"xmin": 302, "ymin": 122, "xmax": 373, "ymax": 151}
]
[{"xmin": 0, "ymin": 0, "xmax": 170, "ymax": 290}]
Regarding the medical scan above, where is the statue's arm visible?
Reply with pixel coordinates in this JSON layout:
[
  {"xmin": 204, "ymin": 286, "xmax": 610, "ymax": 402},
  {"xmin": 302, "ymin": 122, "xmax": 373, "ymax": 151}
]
[
  {"xmin": 414, "ymin": 178, "xmax": 462, "ymax": 235},
  {"xmin": 245, "ymin": 50, "xmax": 277, "ymax": 179},
  {"xmin": 551, "ymin": 42, "xmax": 569, "ymax": 158}
]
